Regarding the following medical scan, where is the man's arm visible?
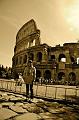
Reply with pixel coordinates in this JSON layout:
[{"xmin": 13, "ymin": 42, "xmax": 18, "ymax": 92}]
[
  {"xmin": 23, "ymin": 67, "xmax": 27, "ymax": 80},
  {"xmin": 33, "ymin": 67, "xmax": 36, "ymax": 81}
]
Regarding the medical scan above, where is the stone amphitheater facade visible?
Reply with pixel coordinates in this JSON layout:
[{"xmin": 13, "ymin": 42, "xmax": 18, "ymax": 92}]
[{"xmin": 12, "ymin": 19, "xmax": 79, "ymax": 85}]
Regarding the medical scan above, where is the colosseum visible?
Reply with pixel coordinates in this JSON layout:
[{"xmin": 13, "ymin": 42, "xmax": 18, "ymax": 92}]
[{"xmin": 12, "ymin": 19, "xmax": 79, "ymax": 85}]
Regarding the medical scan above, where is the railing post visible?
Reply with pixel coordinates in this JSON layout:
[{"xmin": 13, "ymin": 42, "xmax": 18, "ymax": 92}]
[
  {"xmin": 10, "ymin": 82, "xmax": 12, "ymax": 91},
  {"xmin": 0, "ymin": 80, "xmax": 1, "ymax": 88},
  {"xmin": 7, "ymin": 81, "xmax": 8, "ymax": 90},
  {"xmin": 75, "ymin": 88, "xmax": 77, "ymax": 97},
  {"xmin": 65, "ymin": 88, "xmax": 66, "ymax": 100},
  {"xmin": 20, "ymin": 85, "xmax": 22, "ymax": 93},
  {"xmin": 15, "ymin": 83, "xmax": 16, "ymax": 92},
  {"xmin": 36, "ymin": 84, "xmax": 38, "ymax": 96},
  {"xmin": 45, "ymin": 86, "xmax": 47, "ymax": 97},
  {"xmin": 1, "ymin": 80, "xmax": 3, "ymax": 89},
  {"xmin": 2, "ymin": 80, "xmax": 4, "ymax": 89},
  {"xmin": 55, "ymin": 87, "xmax": 57, "ymax": 99}
]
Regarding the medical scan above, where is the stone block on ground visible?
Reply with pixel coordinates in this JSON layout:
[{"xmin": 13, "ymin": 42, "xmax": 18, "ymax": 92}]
[
  {"xmin": 15, "ymin": 102, "xmax": 24, "ymax": 106},
  {"xmin": 47, "ymin": 107, "xmax": 66, "ymax": 114},
  {"xmin": 9, "ymin": 96, "xmax": 23, "ymax": 101},
  {"xmin": 39, "ymin": 112, "xmax": 56, "ymax": 119},
  {"xmin": 0, "ymin": 98, "xmax": 5, "ymax": 102},
  {"xmin": 1, "ymin": 93, "xmax": 10, "ymax": 101},
  {"xmin": 44, "ymin": 101, "xmax": 60, "ymax": 108},
  {"xmin": 31, "ymin": 98, "xmax": 39, "ymax": 103},
  {"xmin": 15, "ymin": 112, "xmax": 41, "ymax": 120},
  {"xmin": 1, "ymin": 102, "xmax": 14, "ymax": 108},
  {"xmin": 9, "ymin": 105, "xmax": 28, "ymax": 113},
  {"xmin": 22, "ymin": 103, "xmax": 36, "ymax": 109},
  {"xmin": 36, "ymin": 101, "xmax": 45, "ymax": 108},
  {"xmin": 15, "ymin": 94, "xmax": 24, "ymax": 97},
  {"xmin": 23, "ymin": 102, "xmax": 44, "ymax": 113},
  {"xmin": 0, "ymin": 108, "xmax": 17, "ymax": 120},
  {"xmin": 7, "ymin": 92, "xmax": 14, "ymax": 96}
]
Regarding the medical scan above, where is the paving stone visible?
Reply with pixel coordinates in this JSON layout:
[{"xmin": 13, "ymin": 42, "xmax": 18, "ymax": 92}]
[
  {"xmin": 1, "ymin": 102, "xmax": 14, "ymax": 108},
  {"xmin": 39, "ymin": 112, "xmax": 54, "ymax": 119},
  {"xmin": 23, "ymin": 102, "xmax": 44, "ymax": 113},
  {"xmin": 7, "ymin": 92, "xmax": 14, "ymax": 96},
  {"xmin": 23, "ymin": 103, "xmax": 36, "ymax": 111},
  {"xmin": 1, "ymin": 93, "xmax": 10, "ymax": 101},
  {"xmin": 15, "ymin": 112, "xmax": 41, "ymax": 120},
  {"xmin": 0, "ymin": 108, "xmax": 17, "ymax": 120},
  {"xmin": 15, "ymin": 102, "xmax": 24, "ymax": 106},
  {"xmin": 22, "ymin": 101, "xmax": 28, "ymax": 104},
  {"xmin": 47, "ymin": 107, "xmax": 66, "ymax": 114},
  {"xmin": 9, "ymin": 96, "xmax": 23, "ymax": 101},
  {"xmin": 23, "ymin": 103, "xmax": 36, "ymax": 109},
  {"xmin": 15, "ymin": 94, "xmax": 24, "ymax": 97},
  {"xmin": 31, "ymin": 98, "xmax": 40, "ymax": 103},
  {"xmin": 29, "ymin": 106, "xmax": 44, "ymax": 113},
  {"xmin": 44, "ymin": 101, "xmax": 60, "ymax": 108},
  {"xmin": 21, "ymin": 96, "xmax": 26, "ymax": 99},
  {"xmin": 57, "ymin": 118, "xmax": 64, "ymax": 120},
  {"xmin": 36, "ymin": 101, "xmax": 45, "ymax": 108},
  {"xmin": 43, "ymin": 119, "xmax": 57, "ymax": 120},
  {"xmin": 9, "ymin": 105, "xmax": 28, "ymax": 113},
  {"xmin": 1, "ymin": 93, "xmax": 7, "ymax": 97},
  {"xmin": 48, "ymin": 108, "xmax": 59, "ymax": 114},
  {"xmin": 0, "ymin": 98, "xmax": 5, "ymax": 102},
  {"xmin": 38, "ymin": 99, "xmax": 44, "ymax": 102}
]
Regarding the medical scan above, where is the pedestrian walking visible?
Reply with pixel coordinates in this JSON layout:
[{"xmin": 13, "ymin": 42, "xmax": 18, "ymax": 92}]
[{"xmin": 23, "ymin": 60, "xmax": 36, "ymax": 100}]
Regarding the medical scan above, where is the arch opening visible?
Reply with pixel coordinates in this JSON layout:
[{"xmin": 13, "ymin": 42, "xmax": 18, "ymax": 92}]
[
  {"xmin": 58, "ymin": 72, "xmax": 65, "ymax": 81},
  {"xmin": 44, "ymin": 70, "xmax": 51, "ymax": 80},
  {"xmin": 59, "ymin": 54, "xmax": 66, "ymax": 62},
  {"xmin": 36, "ymin": 70, "xmax": 41, "ymax": 82},
  {"xmin": 69, "ymin": 72, "xmax": 76, "ymax": 81},
  {"xmin": 29, "ymin": 53, "xmax": 34, "ymax": 61},
  {"xmin": 51, "ymin": 55, "xmax": 55, "ymax": 60},
  {"xmin": 23, "ymin": 55, "xmax": 27, "ymax": 64},
  {"xmin": 37, "ymin": 52, "xmax": 42, "ymax": 62}
]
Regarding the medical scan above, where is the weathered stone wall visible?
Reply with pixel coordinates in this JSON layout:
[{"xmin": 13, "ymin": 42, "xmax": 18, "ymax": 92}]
[{"xmin": 12, "ymin": 19, "xmax": 79, "ymax": 85}]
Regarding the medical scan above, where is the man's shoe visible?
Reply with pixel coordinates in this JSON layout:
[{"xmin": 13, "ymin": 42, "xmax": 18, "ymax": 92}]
[{"xmin": 30, "ymin": 96, "xmax": 33, "ymax": 99}]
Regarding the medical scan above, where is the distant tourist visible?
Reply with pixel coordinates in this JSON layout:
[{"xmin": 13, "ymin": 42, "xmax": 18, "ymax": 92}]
[{"xmin": 18, "ymin": 73, "xmax": 24, "ymax": 86}]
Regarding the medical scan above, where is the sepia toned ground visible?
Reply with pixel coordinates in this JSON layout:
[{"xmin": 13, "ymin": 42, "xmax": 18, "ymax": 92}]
[{"xmin": 0, "ymin": 91, "xmax": 79, "ymax": 120}]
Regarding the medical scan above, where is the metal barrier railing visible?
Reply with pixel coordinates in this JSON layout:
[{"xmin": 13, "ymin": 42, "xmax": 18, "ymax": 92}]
[{"xmin": 0, "ymin": 79, "xmax": 79, "ymax": 103}]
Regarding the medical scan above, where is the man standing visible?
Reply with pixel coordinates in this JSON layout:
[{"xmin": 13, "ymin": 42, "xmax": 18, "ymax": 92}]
[{"xmin": 23, "ymin": 60, "xmax": 36, "ymax": 99}]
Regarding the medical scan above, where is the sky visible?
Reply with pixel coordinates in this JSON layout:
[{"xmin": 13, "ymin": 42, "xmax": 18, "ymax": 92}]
[{"xmin": 0, "ymin": 0, "xmax": 79, "ymax": 67}]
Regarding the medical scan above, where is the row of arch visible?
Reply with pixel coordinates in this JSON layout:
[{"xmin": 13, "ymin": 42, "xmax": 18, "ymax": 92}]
[
  {"xmin": 13, "ymin": 52, "xmax": 42, "ymax": 65},
  {"xmin": 36, "ymin": 70, "xmax": 76, "ymax": 81},
  {"xmin": 13, "ymin": 52, "xmax": 78, "ymax": 65},
  {"xmin": 51, "ymin": 54, "xmax": 66, "ymax": 62},
  {"xmin": 51, "ymin": 53, "xmax": 77, "ymax": 63}
]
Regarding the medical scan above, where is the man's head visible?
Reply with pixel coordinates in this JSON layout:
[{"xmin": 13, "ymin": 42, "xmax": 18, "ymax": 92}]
[{"xmin": 28, "ymin": 60, "xmax": 33, "ymax": 67}]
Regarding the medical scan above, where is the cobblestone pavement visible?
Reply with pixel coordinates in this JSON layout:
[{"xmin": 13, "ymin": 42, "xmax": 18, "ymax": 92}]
[{"xmin": 0, "ymin": 91, "xmax": 79, "ymax": 120}]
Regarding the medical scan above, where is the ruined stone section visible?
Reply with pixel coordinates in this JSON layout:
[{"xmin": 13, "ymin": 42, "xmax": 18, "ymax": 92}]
[
  {"xmin": 12, "ymin": 19, "xmax": 41, "ymax": 75},
  {"xmin": 12, "ymin": 19, "xmax": 79, "ymax": 85}
]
